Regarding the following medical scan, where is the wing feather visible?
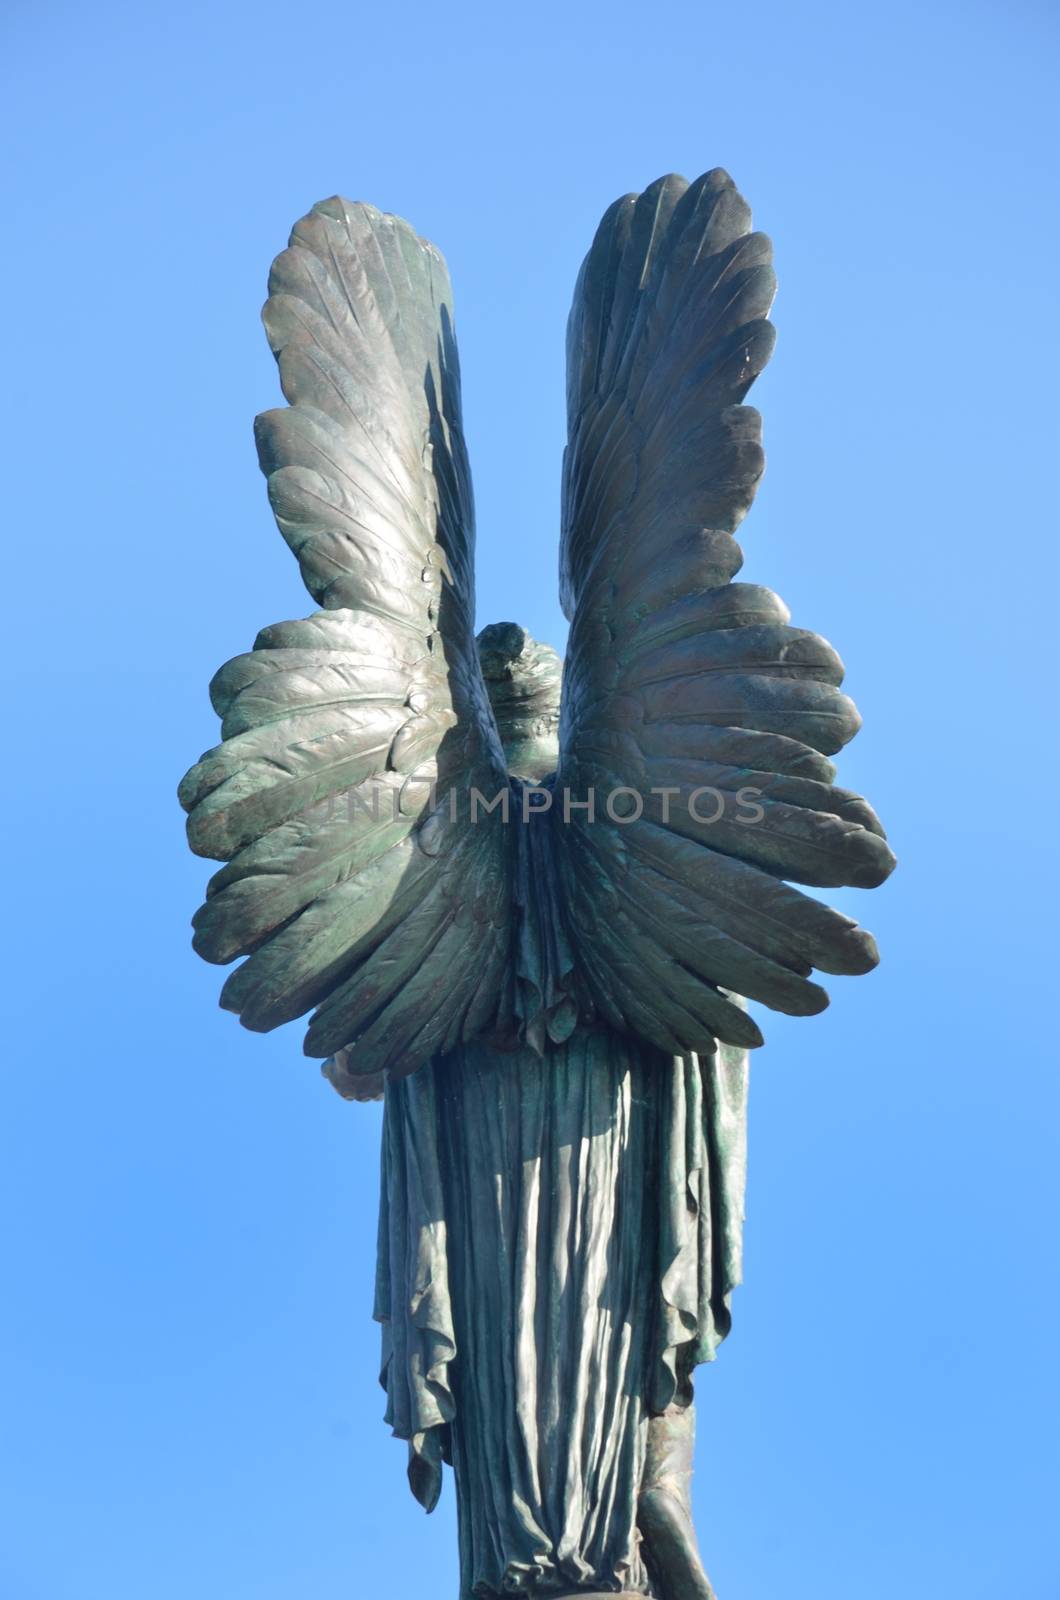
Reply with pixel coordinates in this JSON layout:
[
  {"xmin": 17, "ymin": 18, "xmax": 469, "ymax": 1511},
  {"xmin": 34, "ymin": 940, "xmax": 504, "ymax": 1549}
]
[
  {"xmin": 554, "ymin": 170, "xmax": 894, "ymax": 1054},
  {"xmin": 181, "ymin": 198, "xmax": 510, "ymax": 1082}
]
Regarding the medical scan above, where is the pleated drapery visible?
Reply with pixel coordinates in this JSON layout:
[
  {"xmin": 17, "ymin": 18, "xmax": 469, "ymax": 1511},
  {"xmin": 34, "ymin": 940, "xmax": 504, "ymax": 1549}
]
[{"xmin": 377, "ymin": 1029, "xmax": 748, "ymax": 1598}]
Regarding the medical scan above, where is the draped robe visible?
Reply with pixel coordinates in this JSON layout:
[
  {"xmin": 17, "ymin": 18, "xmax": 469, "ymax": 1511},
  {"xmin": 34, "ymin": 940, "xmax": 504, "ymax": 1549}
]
[{"xmin": 375, "ymin": 801, "xmax": 749, "ymax": 1598}]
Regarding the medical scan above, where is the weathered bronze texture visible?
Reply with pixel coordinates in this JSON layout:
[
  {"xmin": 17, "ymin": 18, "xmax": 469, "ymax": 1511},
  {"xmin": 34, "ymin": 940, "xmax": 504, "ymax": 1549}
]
[{"xmin": 180, "ymin": 170, "xmax": 894, "ymax": 1598}]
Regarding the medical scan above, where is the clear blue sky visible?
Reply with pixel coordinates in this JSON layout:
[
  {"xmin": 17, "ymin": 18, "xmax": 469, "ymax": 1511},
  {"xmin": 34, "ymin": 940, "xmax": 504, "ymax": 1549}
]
[{"xmin": 2, "ymin": 1, "xmax": 1057, "ymax": 1596}]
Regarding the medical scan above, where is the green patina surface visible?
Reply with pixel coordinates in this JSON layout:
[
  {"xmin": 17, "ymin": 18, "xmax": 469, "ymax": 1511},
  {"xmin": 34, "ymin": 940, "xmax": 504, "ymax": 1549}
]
[{"xmin": 181, "ymin": 171, "xmax": 894, "ymax": 1597}]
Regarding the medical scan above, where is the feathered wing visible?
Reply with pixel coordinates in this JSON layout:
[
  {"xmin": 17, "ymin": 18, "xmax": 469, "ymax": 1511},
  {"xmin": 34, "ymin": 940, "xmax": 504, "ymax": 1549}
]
[
  {"xmin": 180, "ymin": 198, "xmax": 512, "ymax": 1088},
  {"xmin": 554, "ymin": 170, "xmax": 895, "ymax": 1055}
]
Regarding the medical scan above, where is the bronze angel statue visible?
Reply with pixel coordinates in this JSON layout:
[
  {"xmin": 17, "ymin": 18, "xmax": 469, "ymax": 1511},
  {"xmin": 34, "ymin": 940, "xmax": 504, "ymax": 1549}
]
[{"xmin": 180, "ymin": 169, "xmax": 894, "ymax": 1599}]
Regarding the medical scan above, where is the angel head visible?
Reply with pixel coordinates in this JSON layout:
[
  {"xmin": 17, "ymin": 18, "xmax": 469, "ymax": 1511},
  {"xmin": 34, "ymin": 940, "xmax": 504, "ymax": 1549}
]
[{"xmin": 477, "ymin": 622, "xmax": 562, "ymax": 783}]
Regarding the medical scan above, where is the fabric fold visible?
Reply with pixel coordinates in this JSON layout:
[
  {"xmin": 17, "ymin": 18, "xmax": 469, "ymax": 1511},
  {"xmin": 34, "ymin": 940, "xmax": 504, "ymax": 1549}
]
[{"xmin": 376, "ymin": 1030, "xmax": 748, "ymax": 1597}]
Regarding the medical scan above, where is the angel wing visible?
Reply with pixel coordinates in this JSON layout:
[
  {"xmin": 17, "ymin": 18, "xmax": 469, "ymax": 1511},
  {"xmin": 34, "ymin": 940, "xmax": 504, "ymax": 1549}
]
[
  {"xmin": 179, "ymin": 198, "xmax": 512, "ymax": 1087},
  {"xmin": 553, "ymin": 169, "xmax": 896, "ymax": 1055}
]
